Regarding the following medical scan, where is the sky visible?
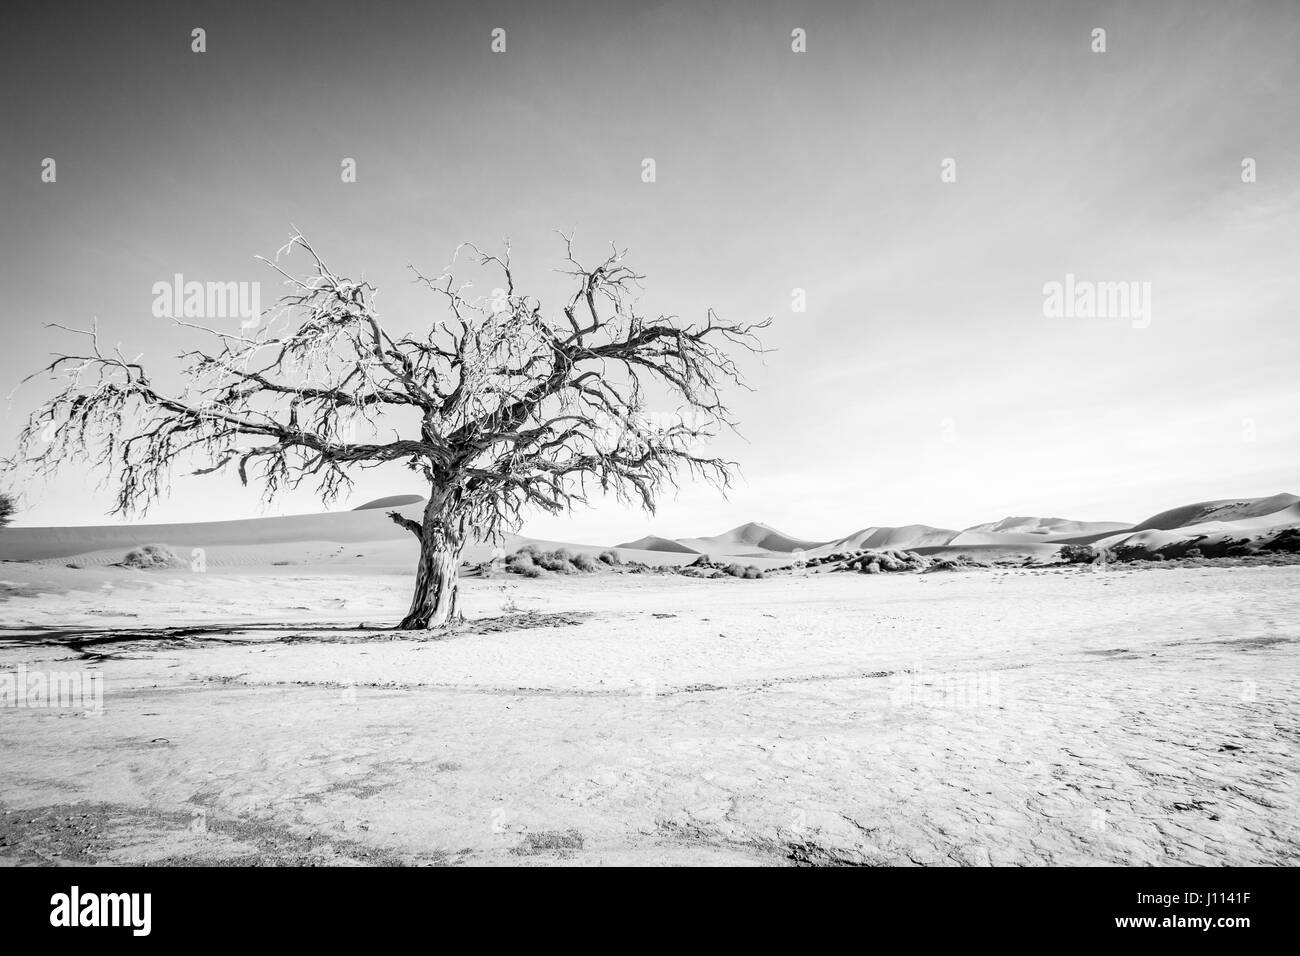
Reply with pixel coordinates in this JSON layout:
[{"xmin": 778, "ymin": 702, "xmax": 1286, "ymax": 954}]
[{"xmin": 1, "ymin": 0, "xmax": 1297, "ymax": 543}]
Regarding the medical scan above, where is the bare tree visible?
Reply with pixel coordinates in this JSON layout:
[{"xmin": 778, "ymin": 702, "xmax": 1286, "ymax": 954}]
[{"xmin": 7, "ymin": 234, "xmax": 768, "ymax": 628}]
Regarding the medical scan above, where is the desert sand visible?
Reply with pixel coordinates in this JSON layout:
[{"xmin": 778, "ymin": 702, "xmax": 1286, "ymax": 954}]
[{"xmin": 2, "ymin": 557, "xmax": 1297, "ymax": 866}]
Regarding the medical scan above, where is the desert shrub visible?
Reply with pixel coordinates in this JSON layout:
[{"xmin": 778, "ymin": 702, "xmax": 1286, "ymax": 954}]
[
  {"xmin": 1225, "ymin": 544, "xmax": 1253, "ymax": 557},
  {"xmin": 503, "ymin": 549, "xmax": 548, "ymax": 577},
  {"xmin": 120, "ymin": 543, "xmax": 184, "ymax": 569},
  {"xmin": 505, "ymin": 550, "xmax": 537, "ymax": 573},
  {"xmin": 690, "ymin": 554, "xmax": 712, "ymax": 567},
  {"xmin": 535, "ymin": 549, "xmax": 574, "ymax": 573},
  {"xmin": 1263, "ymin": 530, "xmax": 1300, "ymax": 553},
  {"xmin": 1183, "ymin": 547, "xmax": 1203, "ymax": 559},
  {"xmin": 1057, "ymin": 544, "xmax": 1097, "ymax": 564},
  {"xmin": 505, "ymin": 547, "xmax": 601, "ymax": 575},
  {"xmin": 1109, "ymin": 544, "xmax": 1147, "ymax": 563},
  {"xmin": 720, "ymin": 562, "xmax": 763, "ymax": 579},
  {"xmin": 842, "ymin": 549, "xmax": 929, "ymax": 573},
  {"xmin": 598, "ymin": 550, "xmax": 622, "ymax": 566}
]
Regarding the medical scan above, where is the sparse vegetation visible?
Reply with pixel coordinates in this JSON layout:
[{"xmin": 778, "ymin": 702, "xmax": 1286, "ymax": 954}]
[
  {"xmin": 720, "ymin": 562, "xmax": 764, "ymax": 579},
  {"xmin": 503, "ymin": 546, "xmax": 602, "ymax": 576},
  {"xmin": 118, "ymin": 543, "xmax": 185, "ymax": 570},
  {"xmin": 0, "ymin": 492, "xmax": 15, "ymax": 529},
  {"xmin": 1057, "ymin": 544, "xmax": 1098, "ymax": 564},
  {"xmin": 1264, "ymin": 529, "xmax": 1300, "ymax": 553},
  {"xmin": 571, "ymin": 552, "xmax": 599, "ymax": 572}
]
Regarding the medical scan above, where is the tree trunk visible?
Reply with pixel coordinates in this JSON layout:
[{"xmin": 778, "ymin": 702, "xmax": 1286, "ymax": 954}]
[{"xmin": 399, "ymin": 521, "xmax": 464, "ymax": 630}]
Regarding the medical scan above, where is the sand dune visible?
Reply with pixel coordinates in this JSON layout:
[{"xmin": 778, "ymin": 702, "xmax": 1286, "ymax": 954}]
[
  {"xmin": 0, "ymin": 504, "xmax": 425, "ymax": 562},
  {"xmin": 1095, "ymin": 502, "xmax": 1300, "ymax": 554},
  {"xmin": 947, "ymin": 530, "xmax": 1058, "ymax": 546},
  {"xmin": 962, "ymin": 516, "xmax": 1130, "ymax": 537},
  {"xmin": 812, "ymin": 525, "xmax": 960, "ymax": 555},
  {"xmin": 1055, "ymin": 493, "xmax": 1300, "ymax": 548},
  {"xmin": 3, "ymin": 491, "xmax": 1296, "ymax": 570},
  {"xmin": 1128, "ymin": 493, "xmax": 1300, "ymax": 532},
  {"xmin": 0, "ymin": 503, "xmax": 710, "ymax": 571},
  {"xmin": 613, "ymin": 535, "xmax": 702, "ymax": 554},
  {"xmin": 673, "ymin": 522, "xmax": 826, "ymax": 555}
]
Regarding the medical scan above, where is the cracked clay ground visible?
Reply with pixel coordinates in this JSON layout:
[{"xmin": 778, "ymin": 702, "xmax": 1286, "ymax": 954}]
[{"xmin": 1, "ymin": 563, "xmax": 1297, "ymax": 865}]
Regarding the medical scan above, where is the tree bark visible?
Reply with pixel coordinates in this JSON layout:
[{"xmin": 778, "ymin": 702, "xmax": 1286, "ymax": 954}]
[{"xmin": 396, "ymin": 514, "xmax": 464, "ymax": 630}]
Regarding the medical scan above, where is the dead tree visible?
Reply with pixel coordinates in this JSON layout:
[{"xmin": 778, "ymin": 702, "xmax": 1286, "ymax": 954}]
[{"xmin": 8, "ymin": 233, "xmax": 768, "ymax": 628}]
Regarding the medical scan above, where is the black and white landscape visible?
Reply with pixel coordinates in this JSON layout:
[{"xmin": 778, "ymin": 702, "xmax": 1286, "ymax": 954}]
[{"xmin": 1, "ymin": 0, "xmax": 1297, "ymax": 869}]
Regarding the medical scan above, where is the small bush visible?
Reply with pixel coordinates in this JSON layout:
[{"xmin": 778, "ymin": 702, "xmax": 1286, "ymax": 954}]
[
  {"xmin": 1264, "ymin": 530, "xmax": 1300, "ymax": 553},
  {"xmin": 505, "ymin": 546, "xmax": 602, "ymax": 575},
  {"xmin": 1110, "ymin": 544, "xmax": 1147, "ymax": 563},
  {"xmin": 506, "ymin": 550, "xmax": 537, "ymax": 571},
  {"xmin": 598, "ymin": 550, "xmax": 622, "ymax": 566},
  {"xmin": 120, "ymin": 543, "xmax": 184, "ymax": 569},
  {"xmin": 535, "ymin": 549, "xmax": 574, "ymax": 573},
  {"xmin": 1057, "ymin": 544, "xmax": 1098, "ymax": 564}
]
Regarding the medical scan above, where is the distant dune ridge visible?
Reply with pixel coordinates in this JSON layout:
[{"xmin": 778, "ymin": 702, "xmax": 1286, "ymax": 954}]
[
  {"xmin": 961, "ymin": 516, "xmax": 1131, "ymax": 537},
  {"xmin": 671, "ymin": 522, "xmax": 827, "ymax": 556},
  {"xmin": 613, "ymin": 535, "xmax": 702, "ymax": 554},
  {"xmin": 1, "ymin": 492, "xmax": 1296, "ymax": 569},
  {"xmin": 1125, "ymin": 493, "xmax": 1300, "ymax": 532},
  {"xmin": 815, "ymin": 525, "xmax": 959, "ymax": 554}
]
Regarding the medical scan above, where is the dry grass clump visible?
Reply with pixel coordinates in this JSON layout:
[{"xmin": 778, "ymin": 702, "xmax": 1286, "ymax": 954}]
[
  {"xmin": 505, "ymin": 546, "xmax": 602, "ymax": 577},
  {"xmin": 119, "ymin": 543, "xmax": 185, "ymax": 569}
]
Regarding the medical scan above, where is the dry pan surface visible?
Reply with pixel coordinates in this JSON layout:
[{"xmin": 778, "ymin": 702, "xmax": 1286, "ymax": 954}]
[{"xmin": 1, "ymin": 563, "xmax": 1296, "ymax": 865}]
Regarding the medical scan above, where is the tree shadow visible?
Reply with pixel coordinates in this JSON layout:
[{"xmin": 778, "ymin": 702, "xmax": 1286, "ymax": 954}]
[
  {"xmin": 0, "ymin": 611, "xmax": 596, "ymax": 660},
  {"xmin": 0, "ymin": 622, "xmax": 397, "ymax": 660}
]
